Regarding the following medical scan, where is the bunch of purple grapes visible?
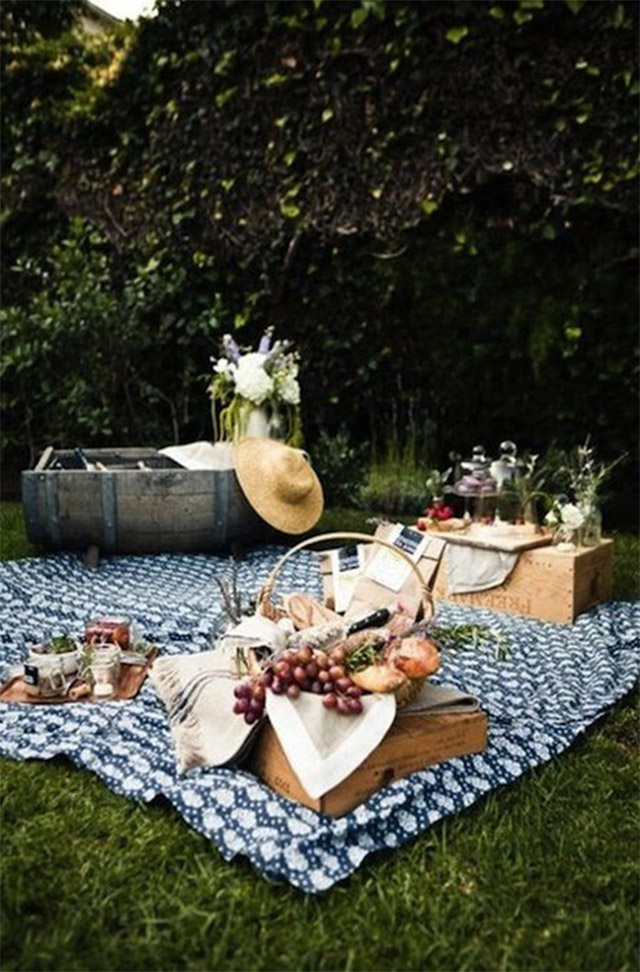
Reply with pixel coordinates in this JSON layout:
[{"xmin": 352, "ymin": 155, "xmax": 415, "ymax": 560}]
[{"xmin": 233, "ymin": 643, "xmax": 364, "ymax": 725}]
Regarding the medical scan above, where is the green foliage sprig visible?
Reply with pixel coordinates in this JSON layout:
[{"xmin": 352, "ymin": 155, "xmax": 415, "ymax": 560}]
[{"xmin": 428, "ymin": 623, "xmax": 511, "ymax": 661}]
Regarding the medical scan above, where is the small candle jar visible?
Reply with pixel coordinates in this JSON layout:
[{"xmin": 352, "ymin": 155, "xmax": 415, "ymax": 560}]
[{"xmin": 89, "ymin": 643, "xmax": 121, "ymax": 700}]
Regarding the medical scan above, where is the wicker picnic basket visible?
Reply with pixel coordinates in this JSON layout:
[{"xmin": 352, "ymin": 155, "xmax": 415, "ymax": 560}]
[{"xmin": 257, "ymin": 532, "xmax": 437, "ymax": 706}]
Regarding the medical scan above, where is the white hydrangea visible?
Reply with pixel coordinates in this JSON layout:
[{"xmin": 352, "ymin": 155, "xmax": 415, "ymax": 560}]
[
  {"xmin": 278, "ymin": 372, "xmax": 301, "ymax": 405},
  {"xmin": 561, "ymin": 503, "xmax": 585, "ymax": 531},
  {"xmin": 544, "ymin": 509, "xmax": 559, "ymax": 527},
  {"xmin": 214, "ymin": 358, "xmax": 236, "ymax": 378},
  {"xmin": 234, "ymin": 352, "xmax": 274, "ymax": 405}
]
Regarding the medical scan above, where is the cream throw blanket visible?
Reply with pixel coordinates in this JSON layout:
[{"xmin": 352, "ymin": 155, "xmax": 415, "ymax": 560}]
[{"xmin": 150, "ymin": 648, "xmax": 257, "ymax": 772}]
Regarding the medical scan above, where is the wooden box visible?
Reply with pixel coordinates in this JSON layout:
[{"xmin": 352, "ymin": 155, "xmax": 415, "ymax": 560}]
[
  {"xmin": 433, "ymin": 540, "xmax": 613, "ymax": 624},
  {"xmin": 22, "ymin": 446, "xmax": 268, "ymax": 555},
  {"xmin": 248, "ymin": 710, "xmax": 488, "ymax": 816}
]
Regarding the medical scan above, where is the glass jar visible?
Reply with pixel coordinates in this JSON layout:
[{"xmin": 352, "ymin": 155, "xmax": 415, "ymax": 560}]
[
  {"xmin": 88, "ymin": 643, "xmax": 121, "ymax": 699},
  {"xmin": 579, "ymin": 504, "xmax": 602, "ymax": 547}
]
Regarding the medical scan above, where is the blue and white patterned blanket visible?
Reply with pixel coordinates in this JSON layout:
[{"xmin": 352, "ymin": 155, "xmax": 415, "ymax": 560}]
[{"xmin": 0, "ymin": 549, "xmax": 638, "ymax": 893}]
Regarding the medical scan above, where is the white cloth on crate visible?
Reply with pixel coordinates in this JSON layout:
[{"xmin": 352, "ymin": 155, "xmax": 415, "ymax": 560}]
[
  {"xmin": 159, "ymin": 440, "xmax": 235, "ymax": 470},
  {"xmin": 446, "ymin": 544, "xmax": 518, "ymax": 595},
  {"xmin": 265, "ymin": 691, "xmax": 397, "ymax": 799}
]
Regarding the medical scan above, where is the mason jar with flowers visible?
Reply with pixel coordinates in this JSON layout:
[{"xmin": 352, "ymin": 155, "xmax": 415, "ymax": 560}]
[
  {"xmin": 208, "ymin": 329, "xmax": 302, "ymax": 445},
  {"xmin": 544, "ymin": 497, "xmax": 585, "ymax": 550}
]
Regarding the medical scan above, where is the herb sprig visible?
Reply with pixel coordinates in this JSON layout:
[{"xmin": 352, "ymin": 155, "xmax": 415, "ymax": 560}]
[
  {"xmin": 345, "ymin": 641, "xmax": 383, "ymax": 673},
  {"xmin": 428, "ymin": 623, "xmax": 510, "ymax": 660}
]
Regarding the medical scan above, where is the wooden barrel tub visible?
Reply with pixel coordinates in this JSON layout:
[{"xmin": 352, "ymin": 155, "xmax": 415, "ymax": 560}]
[{"xmin": 21, "ymin": 447, "xmax": 271, "ymax": 554}]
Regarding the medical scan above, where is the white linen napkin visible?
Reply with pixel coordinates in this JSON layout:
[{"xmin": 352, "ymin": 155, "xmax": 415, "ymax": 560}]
[
  {"xmin": 266, "ymin": 691, "xmax": 396, "ymax": 799},
  {"xmin": 158, "ymin": 441, "xmax": 235, "ymax": 470},
  {"xmin": 446, "ymin": 544, "xmax": 518, "ymax": 594}
]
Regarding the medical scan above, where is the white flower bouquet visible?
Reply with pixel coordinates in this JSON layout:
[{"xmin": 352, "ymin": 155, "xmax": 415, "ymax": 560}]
[{"xmin": 208, "ymin": 329, "xmax": 302, "ymax": 444}]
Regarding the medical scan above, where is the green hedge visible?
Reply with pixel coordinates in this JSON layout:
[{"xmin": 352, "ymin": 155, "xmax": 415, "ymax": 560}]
[{"xmin": 1, "ymin": 0, "xmax": 638, "ymax": 505}]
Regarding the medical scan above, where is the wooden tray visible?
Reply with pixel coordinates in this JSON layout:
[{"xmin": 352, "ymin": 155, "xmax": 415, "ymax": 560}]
[{"xmin": 0, "ymin": 650, "xmax": 157, "ymax": 705}]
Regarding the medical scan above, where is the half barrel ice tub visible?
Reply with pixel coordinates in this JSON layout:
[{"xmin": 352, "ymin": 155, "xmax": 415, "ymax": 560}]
[{"xmin": 21, "ymin": 446, "xmax": 270, "ymax": 555}]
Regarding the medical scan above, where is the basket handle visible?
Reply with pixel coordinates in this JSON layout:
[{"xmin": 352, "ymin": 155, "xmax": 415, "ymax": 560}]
[{"xmin": 258, "ymin": 531, "xmax": 434, "ymax": 621}]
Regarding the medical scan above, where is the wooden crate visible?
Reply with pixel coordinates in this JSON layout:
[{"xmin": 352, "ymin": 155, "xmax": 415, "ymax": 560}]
[
  {"xmin": 248, "ymin": 709, "xmax": 488, "ymax": 816},
  {"xmin": 21, "ymin": 446, "xmax": 270, "ymax": 554},
  {"xmin": 433, "ymin": 539, "xmax": 613, "ymax": 624}
]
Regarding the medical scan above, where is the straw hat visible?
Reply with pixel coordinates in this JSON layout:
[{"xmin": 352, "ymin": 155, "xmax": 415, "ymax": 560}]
[{"xmin": 235, "ymin": 438, "xmax": 324, "ymax": 535}]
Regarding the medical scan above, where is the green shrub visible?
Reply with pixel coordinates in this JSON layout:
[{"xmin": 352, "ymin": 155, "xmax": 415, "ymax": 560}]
[
  {"xmin": 310, "ymin": 428, "xmax": 368, "ymax": 507},
  {"xmin": 0, "ymin": 218, "xmax": 221, "ymax": 459}
]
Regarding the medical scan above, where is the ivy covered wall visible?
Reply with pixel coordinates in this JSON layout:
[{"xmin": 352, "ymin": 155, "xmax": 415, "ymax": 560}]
[{"xmin": 1, "ymin": 0, "xmax": 638, "ymax": 497}]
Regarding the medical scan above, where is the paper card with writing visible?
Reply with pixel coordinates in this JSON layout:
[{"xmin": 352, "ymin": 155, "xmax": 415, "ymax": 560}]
[
  {"xmin": 365, "ymin": 524, "xmax": 429, "ymax": 592},
  {"xmin": 331, "ymin": 543, "xmax": 366, "ymax": 613}
]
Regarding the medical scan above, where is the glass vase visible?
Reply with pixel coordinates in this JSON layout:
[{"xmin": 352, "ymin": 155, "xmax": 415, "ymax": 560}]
[{"xmin": 579, "ymin": 504, "xmax": 602, "ymax": 547}]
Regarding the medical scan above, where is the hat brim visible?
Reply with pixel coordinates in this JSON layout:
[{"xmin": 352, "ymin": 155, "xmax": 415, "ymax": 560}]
[{"xmin": 235, "ymin": 438, "xmax": 324, "ymax": 535}]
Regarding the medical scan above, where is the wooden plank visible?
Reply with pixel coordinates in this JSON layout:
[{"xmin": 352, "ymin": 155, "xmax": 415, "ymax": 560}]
[
  {"xmin": 34, "ymin": 446, "xmax": 55, "ymax": 471},
  {"xmin": 115, "ymin": 469, "xmax": 227, "ymax": 496},
  {"xmin": 21, "ymin": 473, "xmax": 45, "ymax": 544}
]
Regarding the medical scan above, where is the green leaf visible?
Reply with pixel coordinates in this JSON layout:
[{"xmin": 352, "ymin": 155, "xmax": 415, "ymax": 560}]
[
  {"xmin": 280, "ymin": 201, "xmax": 300, "ymax": 219},
  {"xmin": 576, "ymin": 113, "xmax": 589, "ymax": 124},
  {"xmin": 321, "ymin": 107, "xmax": 334, "ymax": 123},
  {"xmin": 611, "ymin": 3, "xmax": 625, "ymax": 27},
  {"xmin": 565, "ymin": 0, "xmax": 584, "ymax": 11},
  {"xmin": 488, "ymin": 5, "xmax": 505, "ymax": 18},
  {"xmin": 445, "ymin": 26, "xmax": 469, "ymax": 44},
  {"xmin": 215, "ymin": 87, "xmax": 237, "ymax": 109},
  {"xmin": 513, "ymin": 9, "xmax": 533, "ymax": 24},
  {"xmin": 421, "ymin": 197, "xmax": 439, "ymax": 216},
  {"xmin": 351, "ymin": 6, "xmax": 368, "ymax": 28},
  {"xmin": 541, "ymin": 223, "xmax": 556, "ymax": 240},
  {"xmin": 283, "ymin": 151, "xmax": 296, "ymax": 167},
  {"xmin": 264, "ymin": 73, "xmax": 287, "ymax": 87},
  {"xmin": 371, "ymin": 187, "xmax": 383, "ymax": 199}
]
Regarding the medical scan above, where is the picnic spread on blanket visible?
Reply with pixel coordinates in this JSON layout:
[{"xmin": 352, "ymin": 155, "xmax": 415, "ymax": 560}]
[{"xmin": 5, "ymin": 336, "xmax": 635, "ymax": 890}]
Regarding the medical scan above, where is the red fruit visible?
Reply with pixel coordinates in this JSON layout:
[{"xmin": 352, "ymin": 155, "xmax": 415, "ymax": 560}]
[
  {"xmin": 436, "ymin": 506, "xmax": 454, "ymax": 521},
  {"xmin": 286, "ymin": 683, "xmax": 300, "ymax": 699},
  {"xmin": 293, "ymin": 666, "xmax": 307, "ymax": 685},
  {"xmin": 323, "ymin": 693, "xmax": 338, "ymax": 709}
]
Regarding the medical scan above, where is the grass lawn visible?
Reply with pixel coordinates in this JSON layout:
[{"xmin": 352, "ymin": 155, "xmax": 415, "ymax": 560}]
[{"xmin": 0, "ymin": 502, "xmax": 638, "ymax": 972}]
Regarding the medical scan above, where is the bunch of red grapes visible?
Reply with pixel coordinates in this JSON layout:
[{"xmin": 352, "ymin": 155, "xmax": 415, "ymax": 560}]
[{"xmin": 233, "ymin": 642, "xmax": 364, "ymax": 725}]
